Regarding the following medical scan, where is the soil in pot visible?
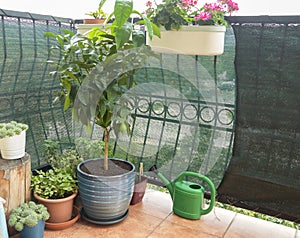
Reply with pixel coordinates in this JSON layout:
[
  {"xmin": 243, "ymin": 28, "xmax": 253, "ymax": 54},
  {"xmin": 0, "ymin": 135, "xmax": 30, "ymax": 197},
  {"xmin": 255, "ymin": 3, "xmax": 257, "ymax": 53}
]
[{"xmin": 80, "ymin": 159, "xmax": 132, "ymax": 176}]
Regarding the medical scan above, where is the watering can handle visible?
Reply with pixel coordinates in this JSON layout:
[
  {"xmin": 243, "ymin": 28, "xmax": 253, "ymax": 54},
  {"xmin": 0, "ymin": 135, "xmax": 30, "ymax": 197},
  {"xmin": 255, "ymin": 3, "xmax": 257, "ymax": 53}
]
[{"xmin": 177, "ymin": 171, "xmax": 216, "ymax": 215}]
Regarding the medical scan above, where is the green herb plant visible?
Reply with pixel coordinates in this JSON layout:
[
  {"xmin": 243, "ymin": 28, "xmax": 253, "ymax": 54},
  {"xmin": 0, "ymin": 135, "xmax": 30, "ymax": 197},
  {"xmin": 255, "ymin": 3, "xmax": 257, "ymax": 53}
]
[{"xmin": 31, "ymin": 168, "xmax": 77, "ymax": 199}]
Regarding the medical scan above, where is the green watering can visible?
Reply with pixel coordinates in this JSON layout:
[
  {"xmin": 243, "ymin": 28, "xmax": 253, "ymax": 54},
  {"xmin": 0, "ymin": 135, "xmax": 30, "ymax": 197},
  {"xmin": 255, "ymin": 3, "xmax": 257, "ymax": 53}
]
[{"xmin": 150, "ymin": 165, "xmax": 216, "ymax": 220}]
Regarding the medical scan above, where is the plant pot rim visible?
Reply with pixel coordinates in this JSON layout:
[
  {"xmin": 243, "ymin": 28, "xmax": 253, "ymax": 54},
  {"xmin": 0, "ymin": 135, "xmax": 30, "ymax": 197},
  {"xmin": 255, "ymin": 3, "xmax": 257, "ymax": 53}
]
[
  {"xmin": 34, "ymin": 191, "xmax": 77, "ymax": 203},
  {"xmin": 161, "ymin": 25, "xmax": 226, "ymax": 32},
  {"xmin": 77, "ymin": 158, "xmax": 135, "ymax": 179}
]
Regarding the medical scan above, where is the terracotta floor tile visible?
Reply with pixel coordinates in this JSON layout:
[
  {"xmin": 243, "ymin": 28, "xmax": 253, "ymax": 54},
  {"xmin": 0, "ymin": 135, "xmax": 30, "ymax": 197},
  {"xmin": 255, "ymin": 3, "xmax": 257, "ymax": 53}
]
[
  {"xmin": 130, "ymin": 188, "xmax": 173, "ymax": 219},
  {"xmin": 43, "ymin": 205, "xmax": 165, "ymax": 238},
  {"xmin": 148, "ymin": 220, "xmax": 218, "ymax": 238},
  {"xmin": 11, "ymin": 190, "xmax": 298, "ymax": 238},
  {"xmin": 166, "ymin": 206, "xmax": 236, "ymax": 237},
  {"xmin": 224, "ymin": 213, "xmax": 297, "ymax": 238}
]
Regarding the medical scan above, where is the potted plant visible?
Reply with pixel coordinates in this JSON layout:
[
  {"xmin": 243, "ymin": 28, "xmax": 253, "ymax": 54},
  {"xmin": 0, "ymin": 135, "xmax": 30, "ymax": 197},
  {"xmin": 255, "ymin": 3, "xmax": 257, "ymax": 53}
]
[
  {"xmin": 31, "ymin": 167, "xmax": 78, "ymax": 224},
  {"xmin": 130, "ymin": 162, "xmax": 148, "ymax": 205},
  {"xmin": 0, "ymin": 121, "xmax": 29, "ymax": 160},
  {"xmin": 43, "ymin": 139, "xmax": 84, "ymax": 177},
  {"xmin": 45, "ymin": 0, "xmax": 158, "ymax": 224},
  {"xmin": 8, "ymin": 201, "xmax": 49, "ymax": 238},
  {"xmin": 83, "ymin": 0, "xmax": 108, "ymax": 24},
  {"xmin": 146, "ymin": 0, "xmax": 239, "ymax": 55}
]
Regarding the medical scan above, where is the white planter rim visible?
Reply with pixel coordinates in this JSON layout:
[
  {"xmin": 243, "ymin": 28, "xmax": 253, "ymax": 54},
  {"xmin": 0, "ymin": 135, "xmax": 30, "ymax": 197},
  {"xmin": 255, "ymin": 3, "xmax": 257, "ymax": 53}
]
[{"xmin": 160, "ymin": 25, "xmax": 226, "ymax": 33}]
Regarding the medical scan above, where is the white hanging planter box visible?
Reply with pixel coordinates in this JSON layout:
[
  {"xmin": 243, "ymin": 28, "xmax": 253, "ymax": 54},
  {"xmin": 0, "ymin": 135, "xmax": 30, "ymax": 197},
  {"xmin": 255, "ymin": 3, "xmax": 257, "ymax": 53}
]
[
  {"xmin": 147, "ymin": 25, "xmax": 226, "ymax": 56},
  {"xmin": 0, "ymin": 130, "xmax": 26, "ymax": 160}
]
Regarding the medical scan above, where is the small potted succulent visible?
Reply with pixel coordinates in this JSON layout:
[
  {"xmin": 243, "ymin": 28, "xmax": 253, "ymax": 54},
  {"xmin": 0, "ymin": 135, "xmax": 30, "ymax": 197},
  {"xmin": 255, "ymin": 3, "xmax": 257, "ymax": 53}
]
[
  {"xmin": 31, "ymin": 167, "xmax": 78, "ymax": 224},
  {"xmin": 0, "ymin": 121, "xmax": 29, "ymax": 160},
  {"xmin": 8, "ymin": 201, "xmax": 49, "ymax": 238}
]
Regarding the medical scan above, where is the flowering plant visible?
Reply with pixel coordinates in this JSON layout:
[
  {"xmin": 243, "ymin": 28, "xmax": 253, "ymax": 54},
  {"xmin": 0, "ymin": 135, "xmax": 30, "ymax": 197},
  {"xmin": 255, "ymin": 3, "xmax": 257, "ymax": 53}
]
[{"xmin": 145, "ymin": 0, "xmax": 239, "ymax": 30}]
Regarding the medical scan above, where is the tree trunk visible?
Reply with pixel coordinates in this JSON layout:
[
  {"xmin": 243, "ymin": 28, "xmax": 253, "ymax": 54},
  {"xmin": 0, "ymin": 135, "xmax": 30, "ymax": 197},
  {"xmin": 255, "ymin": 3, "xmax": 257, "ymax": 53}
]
[{"xmin": 103, "ymin": 128, "xmax": 109, "ymax": 170}]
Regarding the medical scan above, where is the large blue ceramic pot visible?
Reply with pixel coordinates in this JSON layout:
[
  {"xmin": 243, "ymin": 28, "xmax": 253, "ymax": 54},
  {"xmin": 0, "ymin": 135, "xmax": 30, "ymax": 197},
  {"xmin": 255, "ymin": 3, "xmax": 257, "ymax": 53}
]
[{"xmin": 77, "ymin": 158, "xmax": 135, "ymax": 224}]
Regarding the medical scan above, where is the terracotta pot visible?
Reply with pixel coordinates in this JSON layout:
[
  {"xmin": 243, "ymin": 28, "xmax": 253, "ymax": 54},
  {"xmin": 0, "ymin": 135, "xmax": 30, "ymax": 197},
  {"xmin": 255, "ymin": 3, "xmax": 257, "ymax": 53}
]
[
  {"xmin": 34, "ymin": 192, "xmax": 77, "ymax": 223},
  {"xmin": 45, "ymin": 206, "xmax": 80, "ymax": 230},
  {"xmin": 83, "ymin": 19, "xmax": 105, "ymax": 24},
  {"xmin": 130, "ymin": 176, "xmax": 148, "ymax": 205}
]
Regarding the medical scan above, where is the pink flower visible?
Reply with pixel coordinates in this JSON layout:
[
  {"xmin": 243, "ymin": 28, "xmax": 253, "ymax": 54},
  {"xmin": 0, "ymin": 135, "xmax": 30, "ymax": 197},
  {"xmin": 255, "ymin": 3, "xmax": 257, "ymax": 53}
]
[
  {"xmin": 181, "ymin": 0, "xmax": 197, "ymax": 7},
  {"xmin": 226, "ymin": 0, "xmax": 239, "ymax": 12},
  {"xmin": 203, "ymin": 2, "xmax": 224, "ymax": 12},
  {"xmin": 146, "ymin": 1, "xmax": 152, "ymax": 7},
  {"xmin": 195, "ymin": 12, "xmax": 212, "ymax": 21}
]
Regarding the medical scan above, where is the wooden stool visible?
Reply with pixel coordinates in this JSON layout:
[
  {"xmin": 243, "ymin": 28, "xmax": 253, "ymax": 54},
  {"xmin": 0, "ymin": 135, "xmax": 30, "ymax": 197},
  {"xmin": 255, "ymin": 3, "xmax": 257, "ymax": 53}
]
[{"xmin": 0, "ymin": 154, "xmax": 31, "ymax": 235}]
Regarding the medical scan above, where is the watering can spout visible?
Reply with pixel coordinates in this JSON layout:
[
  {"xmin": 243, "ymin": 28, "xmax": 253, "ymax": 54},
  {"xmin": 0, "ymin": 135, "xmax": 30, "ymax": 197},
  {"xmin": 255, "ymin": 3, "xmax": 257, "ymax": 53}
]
[{"xmin": 149, "ymin": 165, "xmax": 174, "ymax": 198}]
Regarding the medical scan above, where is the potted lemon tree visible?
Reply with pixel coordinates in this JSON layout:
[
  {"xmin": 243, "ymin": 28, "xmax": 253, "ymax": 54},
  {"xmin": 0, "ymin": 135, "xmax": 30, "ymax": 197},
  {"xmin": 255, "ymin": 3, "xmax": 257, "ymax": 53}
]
[{"xmin": 45, "ymin": 0, "xmax": 158, "ymax": 224}]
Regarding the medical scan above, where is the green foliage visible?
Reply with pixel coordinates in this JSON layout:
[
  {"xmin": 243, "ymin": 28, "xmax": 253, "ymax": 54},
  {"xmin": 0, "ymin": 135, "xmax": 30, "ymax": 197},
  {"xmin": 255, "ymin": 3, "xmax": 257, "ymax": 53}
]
[
  {"xmin": 86, "ymin": 0, "xmax": 107, "ymax": 19},
  {"xmin": 31, "ymin": 167, "xmax": 77, "ymax": 199},
  {"xmin": 49, "ymin": 148, "xmax": 84, "ymax": 176},
  {"xmin": 75, "ymin": 137, "xmax": 113, "ymax": 159},
  {"xmin": 45, "ymin": 0, "xmax": 159, "ymax": 165},
  {"xmin": 149, "ymin": 0, "xmax": 187, "ymax": 30},
  {"xmin": 216, "ymin": 202, "xmax": 300, "ymax": 230},
  {"xmin": 8, "ymin": 201, "xmax": 49, "ymax": 232},
  {"xmin": 42, "ymin": 139, "xmax": 83, "ymax": 177},
  {"xmin": 0, "ymin": 121, "xmax": 28, "ymax": 139},
  {"xmin": 42, "ymin": 139, "xmax": 60, "ymax": 160}
]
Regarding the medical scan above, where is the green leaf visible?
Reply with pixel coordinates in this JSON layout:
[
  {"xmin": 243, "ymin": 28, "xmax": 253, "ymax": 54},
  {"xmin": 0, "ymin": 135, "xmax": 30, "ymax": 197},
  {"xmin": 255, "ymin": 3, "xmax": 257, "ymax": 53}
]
[
  {"xmin": 115, "ymin": 22, "xmax": 132, "ymax": 49},
  {"xmin": 114, "ymin": 0, "xmax": 133, "ymax": 28},
  {"xmin": 132, "ymin": 30, "xmax": 145, "ymax": 47},
  {"xmin": 133, "ymin": 11, "xmax": 154, "ymax": 40},
  {"xmin": 151, "ymin": 22, "xmax": 161, "ymax": 38},
  {"xmin": 63, "ymin": 95, "xmax": 71, "ymax": 110}
]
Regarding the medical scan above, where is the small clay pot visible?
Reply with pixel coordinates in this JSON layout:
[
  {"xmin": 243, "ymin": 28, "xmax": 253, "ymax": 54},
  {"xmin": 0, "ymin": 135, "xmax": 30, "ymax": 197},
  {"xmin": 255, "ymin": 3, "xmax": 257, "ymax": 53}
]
[
  {"xmin": 130, "ymin": 176, "xmax": 148, "ymax": 205},
  {"xmin": 45, "ymin": 206, "xmax": 80, "ymax": 230},
  {"xmin": 34, "ymin": 192, "xmax": 77, "ymax": 223}
]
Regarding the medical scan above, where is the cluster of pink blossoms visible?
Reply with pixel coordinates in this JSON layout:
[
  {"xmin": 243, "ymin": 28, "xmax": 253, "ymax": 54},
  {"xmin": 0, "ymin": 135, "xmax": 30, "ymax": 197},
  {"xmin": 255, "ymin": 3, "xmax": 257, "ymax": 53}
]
[
  {"xmin": 181, "ymin": 0, "xmax": 198, "ymax": 6},
  {"xmin": 194, "ymin": 0, "xmax": 239, "ymax": 23}
]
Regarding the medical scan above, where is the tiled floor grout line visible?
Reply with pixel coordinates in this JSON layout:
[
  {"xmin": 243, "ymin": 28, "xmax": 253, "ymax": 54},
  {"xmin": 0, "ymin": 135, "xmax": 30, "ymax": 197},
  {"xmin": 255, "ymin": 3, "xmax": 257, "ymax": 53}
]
[
  {"xmin": 145, "ymin": 211, "xmax": 173, "ymax": 238},
  {"xmin": 221, "ymin": 212, "xmax": 238, "ymax": 238}
]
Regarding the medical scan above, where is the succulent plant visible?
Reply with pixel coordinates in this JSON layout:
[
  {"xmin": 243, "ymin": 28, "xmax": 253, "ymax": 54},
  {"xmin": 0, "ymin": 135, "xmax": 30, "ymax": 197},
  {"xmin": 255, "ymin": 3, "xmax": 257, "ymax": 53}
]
[
  {"xmin": 0, "ymin": 121, "xmax": 28, "ymax": 139},
  {"xmin": 8, "ymin": 201, "xmax": 49, "ymax": 232}
]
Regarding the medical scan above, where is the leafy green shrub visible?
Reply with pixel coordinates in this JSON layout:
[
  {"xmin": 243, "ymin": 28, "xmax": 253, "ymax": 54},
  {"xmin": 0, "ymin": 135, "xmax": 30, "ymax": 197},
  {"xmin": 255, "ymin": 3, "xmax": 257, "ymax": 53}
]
[{"xmin": 75, "ymin": 137, "xmax": 113, "ymax": 160}]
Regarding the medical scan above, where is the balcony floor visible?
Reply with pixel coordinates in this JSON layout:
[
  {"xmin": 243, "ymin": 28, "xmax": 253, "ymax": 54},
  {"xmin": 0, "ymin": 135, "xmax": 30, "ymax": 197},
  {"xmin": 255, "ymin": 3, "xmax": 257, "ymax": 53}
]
[{"xmin": 14, "ymin": 188, "xmax": 299, "ymax": 238}]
